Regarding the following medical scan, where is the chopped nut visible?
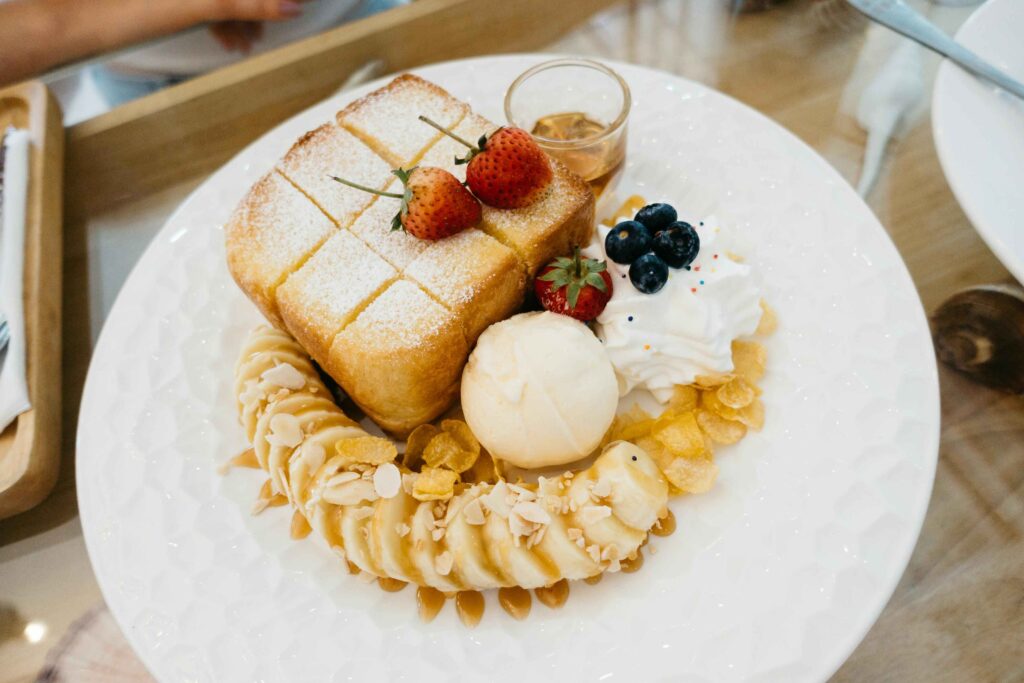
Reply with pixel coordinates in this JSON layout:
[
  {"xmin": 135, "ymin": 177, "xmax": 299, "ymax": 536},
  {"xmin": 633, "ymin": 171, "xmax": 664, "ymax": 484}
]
[
  {"xmin": 435, "ymin": 551, "xmax": 454, "ymax": 576},
  {"xmin": 431, "ymin": 527, "xmax": 446, "ymax": 542},
  {"xmin": 462, "ymin": 498, "xmax": 486, "ymax": 525},
  {"xmin": 567, "ymin": 527, "xmax": 583, "ymax": 541},
  {"xmin": 601, "ymin": 544, "xmax": 621, "ymax": 562},
  {"xmin": 592, "ymin": 478, "xmax": 612, "ymax": 498},
  {"xmin": 481, "ymin": 481, "xmax": 512, "ymax": 517},
  {"xmin": 586, "ymin": 544, "xmax": 601, "ymax": 563},
  {"xmin": 513, "ymin": 500, "xmax": 552, "ymax": 525},
  {"xmin": 507, "ymin": 483, "xmax": 537, "ymax": 502},
  {"xmin": 395, "ymin": 523, "xmax": 411, "ymax": 537}
]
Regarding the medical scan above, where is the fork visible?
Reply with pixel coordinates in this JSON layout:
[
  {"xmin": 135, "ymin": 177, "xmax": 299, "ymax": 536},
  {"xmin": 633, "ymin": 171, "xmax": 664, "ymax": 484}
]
[
  {"xmin": 0, "ymin": 314, "xmax": 10, "ymax": 353},
  {"xmin": 846, "ymin": 0, "xmax": 1024, "ymax": 101}
]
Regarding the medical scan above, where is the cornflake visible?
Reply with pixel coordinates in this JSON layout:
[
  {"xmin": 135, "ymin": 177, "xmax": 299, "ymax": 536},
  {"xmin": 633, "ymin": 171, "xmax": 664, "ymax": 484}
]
[
  {"xmin": 412, "ymin": 467, "xmax": 458, "ymax": 501},
  {"xmin": 335, "ymin": 436, "xmax": 398, "ymax": 466}
]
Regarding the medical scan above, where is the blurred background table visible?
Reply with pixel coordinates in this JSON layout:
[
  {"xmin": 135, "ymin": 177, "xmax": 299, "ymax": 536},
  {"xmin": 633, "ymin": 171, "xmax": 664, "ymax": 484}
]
[{"xmin": 1, "ymin": 0, "xmax": 1022, "ymax": 681}]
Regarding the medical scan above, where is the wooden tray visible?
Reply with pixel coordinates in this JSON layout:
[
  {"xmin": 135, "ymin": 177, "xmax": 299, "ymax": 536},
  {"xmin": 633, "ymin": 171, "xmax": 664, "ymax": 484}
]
[{"xmin": 0, "ymin": 81, "xmax": 64, "ymax": 520}]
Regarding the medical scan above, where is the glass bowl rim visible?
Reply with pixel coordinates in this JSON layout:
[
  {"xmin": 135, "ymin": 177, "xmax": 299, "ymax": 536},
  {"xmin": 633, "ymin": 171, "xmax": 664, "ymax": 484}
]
[{"xmin": 503, "ymin": 57, "xmax": 632, "ymax": 149}]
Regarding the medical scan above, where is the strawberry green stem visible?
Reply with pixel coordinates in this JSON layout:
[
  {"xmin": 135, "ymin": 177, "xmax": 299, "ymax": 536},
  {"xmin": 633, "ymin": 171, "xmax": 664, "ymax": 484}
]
[
  {"xmin": 330, "ymin": 175, "xmax": 404, "ymax": 198},
  {"xmin": 418, "ymin": 115, "xmax": 479, "ymax": 151}
]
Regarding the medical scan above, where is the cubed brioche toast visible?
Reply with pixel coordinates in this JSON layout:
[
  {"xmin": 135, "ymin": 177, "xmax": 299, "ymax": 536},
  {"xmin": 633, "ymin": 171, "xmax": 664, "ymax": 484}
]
[{"xmin": 225, "ymin": 74, "xmax": 594, "ymax": 435}]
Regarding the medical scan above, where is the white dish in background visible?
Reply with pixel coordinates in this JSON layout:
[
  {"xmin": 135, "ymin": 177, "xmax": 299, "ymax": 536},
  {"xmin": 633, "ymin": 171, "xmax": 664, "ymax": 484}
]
[
  {"xmin": 77, "ymin": 55, "xmax": 940, "ymax": 682},
  {"xmin": 933, "ymin": 0, "xmax": 1024, "ymax": 283}
]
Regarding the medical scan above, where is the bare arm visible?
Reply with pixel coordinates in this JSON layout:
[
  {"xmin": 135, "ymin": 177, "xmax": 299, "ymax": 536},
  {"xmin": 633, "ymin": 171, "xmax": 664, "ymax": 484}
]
[{"xmin": 0, "ymin": 0, "xmax": 302, "ymax": 85}]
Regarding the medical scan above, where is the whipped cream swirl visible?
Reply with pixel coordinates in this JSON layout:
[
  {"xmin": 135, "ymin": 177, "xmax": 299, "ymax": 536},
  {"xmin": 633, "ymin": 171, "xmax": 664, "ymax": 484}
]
[{"xmin": 585, "ymin": 213, "xmax": 762, "ymax": 403}]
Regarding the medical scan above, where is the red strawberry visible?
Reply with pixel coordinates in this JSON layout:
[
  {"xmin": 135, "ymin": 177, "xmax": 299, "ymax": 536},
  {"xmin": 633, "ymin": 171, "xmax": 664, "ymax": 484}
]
[
  {"xmin": 332, "ymin": 166, "xmax": 480, "ymax": 241},
  {"xmin": 534, "ymin": 248, "xmax": 613, "ymax": 322},
  {"xmin": 419, "ymin": 116, "xmax": 553, "ymax": 209}
]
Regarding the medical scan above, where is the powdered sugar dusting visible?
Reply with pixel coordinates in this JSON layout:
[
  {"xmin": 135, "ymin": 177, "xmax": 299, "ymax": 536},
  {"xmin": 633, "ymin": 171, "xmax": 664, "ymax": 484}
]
[
  {"xmin": 227, "ymin": 171, "xmax": 336, "ymax": 289},
  {"xmin": 337, "ymin": 74, "xmax": 469, "ymax": 167},
  {"xmin": 404, "ymin": 229, "xmax": 516, "ymax": 308},
  {"xmin": 348, "ymin": 182, "xmax": 430, "ymax": 269},
  {"xmin": 336, "ymin": 279, "xmax": 452, "ymax": 351},
  {"xmin": 479, "ymin": 161, "xmax": 591, "ymax": 271},
  {"xmin": 277, "ymin": 123, "xmax": 392, "ymax": 227},
  {"xmin": 416, "ymin": 113, "xmax": 498, "ymax": 183},
  {"xmin": 278, "ymin": 229, "xmax": 396, "ymax": 350}
]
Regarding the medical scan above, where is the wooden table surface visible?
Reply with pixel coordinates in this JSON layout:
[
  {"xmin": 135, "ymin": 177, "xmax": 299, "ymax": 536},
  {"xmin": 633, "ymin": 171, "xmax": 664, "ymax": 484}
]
[{"xmin": 2, "ymin": 1, "xmax": 1022, "ymax": 681}]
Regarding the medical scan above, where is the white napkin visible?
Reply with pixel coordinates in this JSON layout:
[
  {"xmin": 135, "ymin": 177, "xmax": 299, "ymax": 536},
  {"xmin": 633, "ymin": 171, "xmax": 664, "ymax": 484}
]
[{"xmin": 0, "ymin": 129, "xmax": 32, "ymax": 432}]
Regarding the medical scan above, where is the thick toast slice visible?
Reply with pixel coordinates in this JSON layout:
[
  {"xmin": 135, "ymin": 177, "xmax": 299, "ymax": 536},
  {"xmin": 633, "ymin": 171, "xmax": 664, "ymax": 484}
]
[
  {"xmin": 416, "ymin": 113, "xmax": 595, "ymax": 275},
  {"xmin": 277, "ymin": 123, "xmax": 392, "ymax": 227},
  {"xmin": 225, "ymin": 171, "xmax": 336, "ymax": 327},
  {"xmin": 328, "ymin": 280, "xmax": 469, "ymax": 435},
  {"xmin": 226, "ymin": 74, "xmax": 596, "ymax": 435},
  {"xmin": 337, "ymin": 74, "xmax": 468, "ymax": 168},
  {"xmin": 404, "ymin": 229, "xmax": 525, "ymax": 342},
  {"xmin": 277, "ymin": 229, "xmax": 397, "ymax": 364}
]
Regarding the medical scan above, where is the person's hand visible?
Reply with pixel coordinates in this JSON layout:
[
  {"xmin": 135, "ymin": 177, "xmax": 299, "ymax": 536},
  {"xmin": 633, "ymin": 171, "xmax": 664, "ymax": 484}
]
[
  {"xmin": 209, "ymin": 21, "xmax": 263, "ymax": 53},
  {"xmin": 202, "ymin": 1, "xmax": 307, "ymax": 54},
  {"xmin": 200, "ymin": 0, "xmax": 305, "ymax": 22}
]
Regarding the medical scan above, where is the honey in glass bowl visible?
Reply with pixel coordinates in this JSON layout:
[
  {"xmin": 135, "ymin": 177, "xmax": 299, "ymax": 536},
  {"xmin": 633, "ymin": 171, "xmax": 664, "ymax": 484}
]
[{"xmin": 506, "ymin": 59, "xmax": 631, "ymax": 197}]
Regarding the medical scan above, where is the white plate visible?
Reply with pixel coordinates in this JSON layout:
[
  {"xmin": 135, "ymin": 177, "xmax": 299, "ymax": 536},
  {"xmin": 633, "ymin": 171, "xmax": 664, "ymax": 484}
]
[
  {"xmin": 933, "ymin": 0, "xmax": 1024, "ymax": 283},
  {"xmin": 77, "ymin": 55, "xmax": 940, "ymax": 683}
]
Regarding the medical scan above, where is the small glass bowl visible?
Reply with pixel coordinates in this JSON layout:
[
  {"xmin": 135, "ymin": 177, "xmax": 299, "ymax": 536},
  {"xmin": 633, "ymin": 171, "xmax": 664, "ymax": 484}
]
[{"xmin": 504, "ymin": 58, "xmax": 631, "ymax": 195}]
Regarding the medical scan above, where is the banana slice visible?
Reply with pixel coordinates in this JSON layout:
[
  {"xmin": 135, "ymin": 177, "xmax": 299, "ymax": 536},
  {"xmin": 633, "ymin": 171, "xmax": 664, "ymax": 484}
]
[{"xmin": 235, "ymin": 326, "xmax": 671, "ymax": 593}]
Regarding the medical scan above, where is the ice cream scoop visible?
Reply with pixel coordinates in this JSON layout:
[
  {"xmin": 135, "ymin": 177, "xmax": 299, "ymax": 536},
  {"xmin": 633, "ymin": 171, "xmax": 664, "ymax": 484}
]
[{"xmin": 461, "ymin": 312, "xmax": 618, "ymax": 469}]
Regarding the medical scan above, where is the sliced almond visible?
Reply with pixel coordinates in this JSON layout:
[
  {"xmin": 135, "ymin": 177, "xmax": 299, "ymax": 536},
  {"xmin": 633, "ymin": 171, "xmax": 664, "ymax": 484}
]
[
  {"xmin": 513, "ymin": 500, "xmax": 551, "ymax": 526},
  {"xmin": 261, "ymin": 362, "xmax": 306, "ymax": 390},
  {"xmin": 325, "ymin": 471, "xmax": 360, "ymax": 488},
  {"xmin": 266, "ymin": 413, "xmax": 303, "ymax": 448},
  {"xmin": 323, "ymin": 478, "xmax": 379, "ymax": 506},
  {"xmin": 373, "ymin": 463, "xmax": 402, "ymax": 499},
  {"xmin": 462, "ymin": 497, "xmax": 486, "ymax": 525},
  {"xmin": 592, "ymin": 478, "xmax": 612, "ymax": 499}
]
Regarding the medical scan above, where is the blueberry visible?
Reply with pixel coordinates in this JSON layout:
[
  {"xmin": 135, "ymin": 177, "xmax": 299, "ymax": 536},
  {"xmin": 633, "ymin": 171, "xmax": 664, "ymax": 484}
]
[
  {"xmin": 634, "ymin": 203, "xmax": 677, "ymax": 232},
  {"xmin": 604, "ymin": 220, "xmax": 651, "ymax": 264},
  {"xmin": 652, "ymin": 221, "xmax": 699, "ymax": 269},
  {"xmin": 629, "ymin": 253, "xmax": 669, "ymax": 294}
]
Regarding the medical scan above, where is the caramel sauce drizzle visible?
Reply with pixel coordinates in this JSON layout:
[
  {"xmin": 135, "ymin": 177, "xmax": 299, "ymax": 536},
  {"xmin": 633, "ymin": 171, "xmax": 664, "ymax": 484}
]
[
  {"xmin": 651, "ymin": 509, "xmax": 676, "ymax": 537},
  {"xmin": 498, "ymin": 586, "xmax": 532, "ymax": 621},
  {"xmin": 346, "ymin": 561, "xmax": 361, "ymax": 575},
  {"xmin": 455, "ymin": 591, "xmax": 485, "ymax": 628},
  {"xmin": 224, "ymin": 448, "xmax": 260, "ymax": 471},
  {"xmin": 583, "ymin": 574, "xmax": 603, "ymax": 585},
  {"xmin": 417, "ymin": 587, "xmax": 446, "ymax": 623},
  {"xmin": 620, "ymin": 550, "xmax": 644, "ymax": 574},
  {"xmin": 534, "ymin": 579, "xmax": 570, "ymax": 609},
  {"xmin": 290, "ymin": 511, "xmax": 312, "ymax": 540},
  {"xmin": 378, "ymin": 577, "xmax": 408, "ymax": 593}
]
